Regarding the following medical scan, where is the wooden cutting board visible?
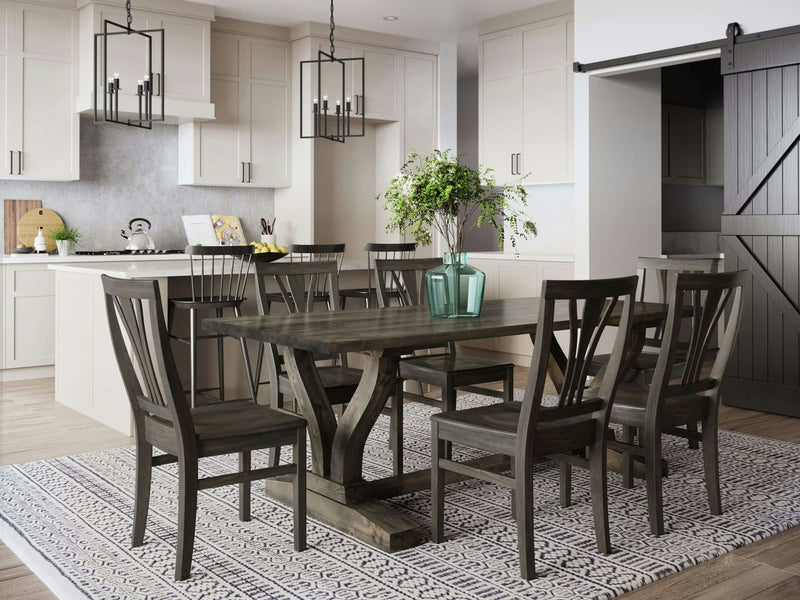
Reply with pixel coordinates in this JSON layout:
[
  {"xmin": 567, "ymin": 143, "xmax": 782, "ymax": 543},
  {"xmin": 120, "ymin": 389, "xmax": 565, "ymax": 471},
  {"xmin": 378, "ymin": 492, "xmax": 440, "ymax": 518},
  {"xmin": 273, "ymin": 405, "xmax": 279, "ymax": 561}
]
[
  {"xmin": 4, "ymin": 199, "xmax": 42, "ymax": 253},
  {"xmin": 17, "ymin": 208, "xmax": 64, "ymax": 253}
]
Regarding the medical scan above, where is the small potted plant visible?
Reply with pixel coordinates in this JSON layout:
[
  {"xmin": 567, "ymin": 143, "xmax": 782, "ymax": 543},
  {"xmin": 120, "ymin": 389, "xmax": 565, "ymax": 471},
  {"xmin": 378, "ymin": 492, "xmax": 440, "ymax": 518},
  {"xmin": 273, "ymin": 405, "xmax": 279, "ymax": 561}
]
[
  {"xmin": 380, "ymin": 149, "xmax": 536, "ymax": 317},
  {"xmin": 49, "ymin": 224, "xmax": 81, "ymax": 256}
]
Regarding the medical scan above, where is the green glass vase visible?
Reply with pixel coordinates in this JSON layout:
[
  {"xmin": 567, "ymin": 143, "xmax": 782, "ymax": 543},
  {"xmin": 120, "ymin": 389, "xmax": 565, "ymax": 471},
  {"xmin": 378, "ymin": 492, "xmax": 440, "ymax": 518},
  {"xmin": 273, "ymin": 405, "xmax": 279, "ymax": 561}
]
[{"xmin": 425, "ymin": 252, "xmax": 486, "ymax": 318}]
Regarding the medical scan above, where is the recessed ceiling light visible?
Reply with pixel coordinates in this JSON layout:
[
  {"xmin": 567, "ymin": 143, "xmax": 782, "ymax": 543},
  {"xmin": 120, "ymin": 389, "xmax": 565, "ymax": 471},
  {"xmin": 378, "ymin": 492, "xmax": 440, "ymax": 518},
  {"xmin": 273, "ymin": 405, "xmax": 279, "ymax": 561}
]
[{"xmin": 382, "ymin": 16, "xmax": 399, "ymax": 22}]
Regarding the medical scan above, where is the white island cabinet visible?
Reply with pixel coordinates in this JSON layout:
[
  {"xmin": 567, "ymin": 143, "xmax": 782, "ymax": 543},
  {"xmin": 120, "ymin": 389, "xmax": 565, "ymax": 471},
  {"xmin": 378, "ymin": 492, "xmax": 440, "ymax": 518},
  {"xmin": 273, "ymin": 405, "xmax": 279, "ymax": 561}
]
[{"xmin": 48, "ymin": 259, "xmax": 369, "ymax": 435}]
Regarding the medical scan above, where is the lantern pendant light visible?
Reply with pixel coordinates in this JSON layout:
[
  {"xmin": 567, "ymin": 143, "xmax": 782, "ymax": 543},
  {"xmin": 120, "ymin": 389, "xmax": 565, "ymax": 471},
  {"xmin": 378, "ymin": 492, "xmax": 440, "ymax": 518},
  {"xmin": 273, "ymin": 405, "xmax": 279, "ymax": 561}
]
[
  {"xmin": 300, "ymin": 0, "xmax": 365, "ymax": 143},
  {"xmin": 94, "ymin": 0, "xmax": 165, "ymax": 129}
]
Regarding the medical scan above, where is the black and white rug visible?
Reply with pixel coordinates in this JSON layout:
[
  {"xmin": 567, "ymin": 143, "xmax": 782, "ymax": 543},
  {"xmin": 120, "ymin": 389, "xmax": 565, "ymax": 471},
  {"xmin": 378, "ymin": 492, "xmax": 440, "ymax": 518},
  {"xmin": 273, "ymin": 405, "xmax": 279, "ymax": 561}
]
[{"xmin": 2, "ymin": 392, "xmax": 799, "ymax": 600}]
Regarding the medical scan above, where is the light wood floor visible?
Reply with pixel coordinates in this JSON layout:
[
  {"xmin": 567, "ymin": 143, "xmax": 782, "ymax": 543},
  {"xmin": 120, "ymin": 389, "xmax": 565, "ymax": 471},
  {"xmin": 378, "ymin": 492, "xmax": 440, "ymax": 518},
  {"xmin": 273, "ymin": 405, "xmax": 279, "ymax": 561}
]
[{"xmin": 1, "ymin": 375, "xmax": 799, "ymax": 599}]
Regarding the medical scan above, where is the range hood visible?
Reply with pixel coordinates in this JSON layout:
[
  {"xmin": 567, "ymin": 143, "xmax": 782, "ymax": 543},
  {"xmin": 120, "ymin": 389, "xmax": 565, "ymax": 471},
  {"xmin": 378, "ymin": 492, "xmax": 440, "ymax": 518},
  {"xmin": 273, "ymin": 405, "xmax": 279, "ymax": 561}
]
[{"xmin": 74, "ymin": 0, "xmax": 215, "ymax": 125}]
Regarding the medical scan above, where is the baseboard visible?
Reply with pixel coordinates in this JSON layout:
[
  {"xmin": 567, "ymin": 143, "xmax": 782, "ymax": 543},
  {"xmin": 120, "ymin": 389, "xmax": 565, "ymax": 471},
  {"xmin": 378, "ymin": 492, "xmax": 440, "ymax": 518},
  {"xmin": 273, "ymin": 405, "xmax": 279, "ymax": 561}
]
[
  {"xmin": 0, "ymin": 365, "xmax": 55, "ymax": 382},
  {"xmin": 722, "ymin": 377, "xmax": 800, "ymax": 417}
]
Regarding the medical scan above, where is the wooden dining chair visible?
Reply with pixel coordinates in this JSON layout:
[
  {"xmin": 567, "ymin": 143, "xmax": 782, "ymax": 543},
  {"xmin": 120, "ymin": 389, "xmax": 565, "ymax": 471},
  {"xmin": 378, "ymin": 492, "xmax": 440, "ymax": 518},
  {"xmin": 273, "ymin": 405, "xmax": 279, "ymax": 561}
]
[
  {"xmin": 102, "ymin": 275, "xmax": 307, "ymax": 581},
  {"xmin": 167, "ymin": 245, "xmax": 256, "ymax": 407},
  {"xmin": 431, "ymin": 275, "xmax": 638, "ymax": 579},
  {"xmin": 251, "ymin": 260, "xmax": 372, "ymax": 466},
  {"xmin": 260, "ymin": 243, "xmax": 346, "ymax": 315},
  {"xmin": 374, "ymin": 257, "xmax": 515, "ymax": 476},
  {"xmin": 339, "ymin": 242, "xmax": 417, "ymax": 309},
  {"xmin": 608, "ymin": 270, "xmax": 746, "ymax": 536}
]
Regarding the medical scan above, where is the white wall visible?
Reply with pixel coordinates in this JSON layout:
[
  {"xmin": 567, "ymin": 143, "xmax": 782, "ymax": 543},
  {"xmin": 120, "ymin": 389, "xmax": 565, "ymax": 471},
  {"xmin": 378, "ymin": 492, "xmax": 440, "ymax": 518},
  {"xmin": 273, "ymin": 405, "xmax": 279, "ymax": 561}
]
[
  {"xmin": 574, "ymin": 69, "xmax": 662, "ymax": 278},
  {"xmin": 574, "ymin": 0, "xmax": 800, "ymax": 64}
]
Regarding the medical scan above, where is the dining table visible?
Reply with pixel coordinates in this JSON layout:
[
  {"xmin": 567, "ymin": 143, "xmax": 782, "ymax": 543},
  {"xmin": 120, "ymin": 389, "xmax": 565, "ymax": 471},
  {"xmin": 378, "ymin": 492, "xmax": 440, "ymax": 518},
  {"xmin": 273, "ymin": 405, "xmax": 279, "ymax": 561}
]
[{"xmin": 203, "ymin": 297, "xmax": 670, "ymax": 552}]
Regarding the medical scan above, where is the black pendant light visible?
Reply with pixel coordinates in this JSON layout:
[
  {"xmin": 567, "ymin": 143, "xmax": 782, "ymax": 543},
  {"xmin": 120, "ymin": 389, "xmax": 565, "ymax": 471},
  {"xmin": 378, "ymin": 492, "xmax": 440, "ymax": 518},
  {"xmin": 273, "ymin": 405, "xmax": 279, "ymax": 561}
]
[
  {"xmin": 93, "ymin": 0, "xmax": 164, "ymax": 129},
  {"xmin": 300, "ymin": 0, "xmax": 365, "ymax": 143}
]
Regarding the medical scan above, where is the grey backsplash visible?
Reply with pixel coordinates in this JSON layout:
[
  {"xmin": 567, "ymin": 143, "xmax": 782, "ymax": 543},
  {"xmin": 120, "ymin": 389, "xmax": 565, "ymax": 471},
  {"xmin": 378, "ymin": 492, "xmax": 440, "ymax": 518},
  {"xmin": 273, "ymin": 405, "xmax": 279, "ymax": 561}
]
[{"xmin": 1, "ymin": 115, "xmax": 274, "ymax": 251}]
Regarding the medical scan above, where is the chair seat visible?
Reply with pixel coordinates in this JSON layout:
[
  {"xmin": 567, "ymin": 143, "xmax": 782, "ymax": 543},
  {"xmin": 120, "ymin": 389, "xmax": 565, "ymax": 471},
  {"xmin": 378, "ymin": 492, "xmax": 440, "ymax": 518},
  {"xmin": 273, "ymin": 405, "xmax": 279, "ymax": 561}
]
[
  {"xmin": 610, "ymin": 383, "xmax": 710, "ymax": 428},
  {"xmin": 432, "ymin": 401, "xmax": 598, "ymax": 456},
  {"xmin": 399, "ymin": 354, "xmax": 513, "ymax": 386},
  {"xmin": 339, "ymin": 287, "xmax": 375, "ymax": 298},
  {"xmin": 170, "ymin": 297, "xmax": 245, "ymax": 311},
  {"xmin": 191, "ymin": 401, "xmax": 305, "ymax": 441}
]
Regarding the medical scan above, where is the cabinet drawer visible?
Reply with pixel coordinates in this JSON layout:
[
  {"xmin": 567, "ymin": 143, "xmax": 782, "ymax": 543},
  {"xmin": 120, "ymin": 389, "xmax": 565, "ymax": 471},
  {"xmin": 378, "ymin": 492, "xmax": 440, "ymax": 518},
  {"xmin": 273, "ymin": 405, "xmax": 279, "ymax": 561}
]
[{"xmin": 13, "ymin": 269, "xmax": 55, "ymax": 296}]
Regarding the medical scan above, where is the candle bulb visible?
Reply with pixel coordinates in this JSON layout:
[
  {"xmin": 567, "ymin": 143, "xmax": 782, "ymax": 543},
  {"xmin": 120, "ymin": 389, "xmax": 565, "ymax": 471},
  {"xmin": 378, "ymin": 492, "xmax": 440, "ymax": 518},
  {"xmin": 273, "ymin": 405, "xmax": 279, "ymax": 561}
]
[
  {"xmin": 137, "ymin": 80, "xmax": 143, "ymax": 95},
  {"xmin": 322, "ymin": 95, "xmax": 328, "ymax": 111},
  {"xmin": 346, "ymin": 96, "xmax": 351, "ymax": 112},
  {"xmin": 113, "ymin": 72, "xmax": 120, "ymax": 91}
]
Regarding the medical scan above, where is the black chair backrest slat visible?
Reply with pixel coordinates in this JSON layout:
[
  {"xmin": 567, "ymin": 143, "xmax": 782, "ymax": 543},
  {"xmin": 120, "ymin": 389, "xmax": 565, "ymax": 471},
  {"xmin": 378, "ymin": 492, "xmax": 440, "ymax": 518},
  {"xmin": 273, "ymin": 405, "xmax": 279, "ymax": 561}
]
[{"xmin": 374, "ymin": 257, "xmax": 443, "ymax": 308}]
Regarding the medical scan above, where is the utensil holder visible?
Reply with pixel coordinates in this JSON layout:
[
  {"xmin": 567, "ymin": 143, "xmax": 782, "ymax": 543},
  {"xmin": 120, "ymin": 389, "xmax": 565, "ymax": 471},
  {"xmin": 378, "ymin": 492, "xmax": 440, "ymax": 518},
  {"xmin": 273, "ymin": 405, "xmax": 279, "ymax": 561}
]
[{"xmin": 261, "ymin": 234, "xmax": 277, "ymax": 245}]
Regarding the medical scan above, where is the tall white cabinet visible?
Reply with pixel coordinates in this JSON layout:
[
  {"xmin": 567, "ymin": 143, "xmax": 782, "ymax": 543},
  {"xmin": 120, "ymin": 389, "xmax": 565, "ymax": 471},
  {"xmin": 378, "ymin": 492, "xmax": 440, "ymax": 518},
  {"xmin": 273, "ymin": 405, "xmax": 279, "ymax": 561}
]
[
  {"xmin": 479, "ymin": 2, "xmax": 573, "ymax": 185},
  {"xmin": 179, "ymin": 19, "xmax": 291, "ymax": 188},
  {"xmin": 1, "ymin": 0, "xmax": 79, "ymax": 181}
]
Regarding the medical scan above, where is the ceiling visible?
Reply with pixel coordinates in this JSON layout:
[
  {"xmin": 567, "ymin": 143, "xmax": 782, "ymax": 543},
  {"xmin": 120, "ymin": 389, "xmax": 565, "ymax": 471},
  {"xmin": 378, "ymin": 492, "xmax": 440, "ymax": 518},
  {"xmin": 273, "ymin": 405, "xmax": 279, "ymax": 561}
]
[{"xmin": 192, "ymin": 0, "xmax": 550, "ymax": 77}]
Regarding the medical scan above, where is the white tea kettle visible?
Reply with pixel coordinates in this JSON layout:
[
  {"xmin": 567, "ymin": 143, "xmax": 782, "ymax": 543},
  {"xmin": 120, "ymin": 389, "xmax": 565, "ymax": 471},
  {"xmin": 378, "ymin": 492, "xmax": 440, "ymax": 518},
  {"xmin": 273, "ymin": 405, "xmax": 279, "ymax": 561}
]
[{"xmin": 121, "ymin": 218, "xmax": 156, "ymax": 250}]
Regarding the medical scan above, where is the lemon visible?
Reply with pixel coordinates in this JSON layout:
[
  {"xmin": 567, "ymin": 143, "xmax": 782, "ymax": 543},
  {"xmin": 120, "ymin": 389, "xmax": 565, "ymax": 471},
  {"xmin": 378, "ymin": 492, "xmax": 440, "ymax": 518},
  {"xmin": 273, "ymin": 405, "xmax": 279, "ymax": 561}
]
[{"xmin": 278, "ymin": 246, "xmax": 287, "ymax": 253}]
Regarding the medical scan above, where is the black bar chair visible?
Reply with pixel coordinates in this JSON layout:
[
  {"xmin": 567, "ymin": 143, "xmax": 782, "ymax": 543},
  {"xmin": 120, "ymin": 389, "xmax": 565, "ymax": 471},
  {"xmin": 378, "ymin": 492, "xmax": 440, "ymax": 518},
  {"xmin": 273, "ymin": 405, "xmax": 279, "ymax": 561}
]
[
  {"xmin": 339, "ymin": 242, "xmax": 417, "ymax": 309},
  {"xmin": 167, "ymin": 245, "xmax": 256, "ymax": 408}
]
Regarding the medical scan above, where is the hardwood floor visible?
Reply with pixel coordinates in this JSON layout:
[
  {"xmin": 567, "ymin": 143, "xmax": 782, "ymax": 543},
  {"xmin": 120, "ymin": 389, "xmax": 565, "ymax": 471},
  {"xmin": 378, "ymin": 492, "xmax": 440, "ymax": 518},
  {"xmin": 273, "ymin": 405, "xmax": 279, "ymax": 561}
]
[{"xmin": 1, "ymin": 374, "xmax": 798, "ymax": 599}]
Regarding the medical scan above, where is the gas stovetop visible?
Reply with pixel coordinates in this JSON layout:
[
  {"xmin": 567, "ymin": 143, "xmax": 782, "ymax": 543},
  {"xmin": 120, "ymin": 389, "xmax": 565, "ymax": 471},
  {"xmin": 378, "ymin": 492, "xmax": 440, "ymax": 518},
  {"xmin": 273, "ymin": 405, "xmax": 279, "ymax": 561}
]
[{"xmin": 74, "ymin": 249, "xmax": 185, "ymax": 256}]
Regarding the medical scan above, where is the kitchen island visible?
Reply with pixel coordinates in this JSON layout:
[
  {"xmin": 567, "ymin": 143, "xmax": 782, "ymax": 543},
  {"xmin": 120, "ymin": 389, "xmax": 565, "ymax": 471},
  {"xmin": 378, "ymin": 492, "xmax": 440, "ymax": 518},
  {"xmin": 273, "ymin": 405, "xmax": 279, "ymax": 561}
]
[{"xmin": 47, "ymin": 257, "xmax": 368, "ymax": 434}]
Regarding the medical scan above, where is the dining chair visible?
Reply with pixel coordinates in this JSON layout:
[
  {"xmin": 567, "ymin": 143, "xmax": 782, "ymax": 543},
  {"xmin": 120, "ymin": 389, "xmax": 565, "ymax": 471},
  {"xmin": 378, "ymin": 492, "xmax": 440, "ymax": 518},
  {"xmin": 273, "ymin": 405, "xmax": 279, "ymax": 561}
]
[
  {"xmin": 339, "ymin": 242, "xmax": 417, "ymax": 309},
  {"xmin": 261, "ymin": 243, "xmax": 346, "ymax": 315},
  {"xmin": 431, "ymin": 275, "xmax": 638, "ymax": 579},
  {"xmin": 607, "ymin": 270, "xmax": 746, "ymax": 536},
  {"xmin": 102, "ymin": 275, "xmax": 307, "ymax": 581},
  {"xmin": 251, "ymin": 260, "xmax": 376, "ymax": 466},
  {"xmin": 167, "ymin": 245, "xmax": 256, "ymax": 408},
  {"xmin": 374, "ymin": 257, "xmax": 515, "ymax": 476}
]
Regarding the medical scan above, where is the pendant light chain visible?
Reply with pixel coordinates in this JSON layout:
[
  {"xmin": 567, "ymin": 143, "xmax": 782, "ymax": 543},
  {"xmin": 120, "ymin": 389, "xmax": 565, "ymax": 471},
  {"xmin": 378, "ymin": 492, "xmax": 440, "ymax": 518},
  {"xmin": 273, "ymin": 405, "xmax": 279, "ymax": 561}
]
[
  {"xmin": 126, "ymin": 0, "xmax": 132, "ymax": 30},
  {"xmin": 329, "ymin": 0, "xmax": 336, "ymax": 57}
]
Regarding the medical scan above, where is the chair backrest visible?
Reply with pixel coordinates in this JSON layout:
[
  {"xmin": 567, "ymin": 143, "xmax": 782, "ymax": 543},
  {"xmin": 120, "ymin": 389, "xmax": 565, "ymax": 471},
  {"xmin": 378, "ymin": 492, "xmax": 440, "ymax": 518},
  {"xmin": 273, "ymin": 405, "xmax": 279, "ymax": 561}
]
[
  {"xmin": 287, "ymin": 243, "xmax": 345, "ymax": 301},
  {"xmin": 635, "ymin": 257, "xmax": 722, "ymax": 345},
  {"xmin": 374, "ymin": 257, "xmax": 443, "ymax": 308},
  {"xmin": 102, "ymin": 275, "xmax": 192, "ymax": 442},
  {"xmin": 518, "ymin": 276, "xmax": 639, "ymax": 442},
  {"xmin": 184, "ymin": 245, "xmax": 253, "ymax": 302},
  {"xmin": 648, "ymin": 270, "xmax": 746, "ymax": 407},
  {"xmin": 253, "ymin": 260, "xmax": 341, "ymax": 315},
  {"xmin": 364, "ymin": 242, "xmax": 417, "ymax": 293}
]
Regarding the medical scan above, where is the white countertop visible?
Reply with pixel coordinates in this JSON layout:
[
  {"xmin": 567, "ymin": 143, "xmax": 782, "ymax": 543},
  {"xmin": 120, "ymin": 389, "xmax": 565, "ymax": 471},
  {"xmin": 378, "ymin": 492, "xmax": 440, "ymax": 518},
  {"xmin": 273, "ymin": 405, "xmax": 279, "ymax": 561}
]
[
  {"xmin": 48, "ymin": 256, "xmax": 369, "ymax": 278},
  {"xmin": 2, "ymin": 253, "xmax": 190, "ymax": 265},
  {"xmin": 467, "ymin": 251, "xmax": 574, "ymax": 262}
]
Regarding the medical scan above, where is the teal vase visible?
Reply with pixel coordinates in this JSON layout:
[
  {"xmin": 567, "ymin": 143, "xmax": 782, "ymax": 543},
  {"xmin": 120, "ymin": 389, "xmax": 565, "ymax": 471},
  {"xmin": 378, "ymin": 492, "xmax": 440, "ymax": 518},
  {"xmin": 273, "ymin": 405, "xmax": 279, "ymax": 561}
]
[{"xmin": 425, "ymin": 252, "xmax": 486, "ymax": 318}]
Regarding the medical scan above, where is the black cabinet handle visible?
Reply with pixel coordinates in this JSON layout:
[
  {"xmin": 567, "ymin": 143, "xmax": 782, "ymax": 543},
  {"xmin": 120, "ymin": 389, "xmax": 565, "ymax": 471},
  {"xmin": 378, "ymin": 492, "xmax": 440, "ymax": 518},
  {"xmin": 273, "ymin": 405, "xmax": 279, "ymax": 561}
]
[
  {"xmin": 247, "ymin": 162, "xmax": 252, "ymax": 183},
  {"xmin": 241, "ymin": 162, "xmax": 246, "ymax": 183},
  {"xmin": 515, "ymin": 153, "xmax": 521, "ymax": 176},
  {"xmin": 18, "ymin": 150, "xmax": 22, "ymax": 175}
]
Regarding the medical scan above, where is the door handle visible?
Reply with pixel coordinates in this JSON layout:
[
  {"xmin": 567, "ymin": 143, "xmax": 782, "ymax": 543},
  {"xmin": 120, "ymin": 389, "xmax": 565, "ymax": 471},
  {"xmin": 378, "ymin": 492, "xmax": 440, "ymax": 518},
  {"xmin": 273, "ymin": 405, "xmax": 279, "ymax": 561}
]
[
  {"xmin": 515, "ymin": 153, "xmax": 521, "ymax": 176},
  {"xmin": 241, "ymin": 162, "xmax": 246, "ymax": 183},
  {"xmin": 247, "ymin": 162, "xmax": 252, "ymax": 183},
  {"xmin": 17, "ymin": 151, "xmax": 22, "ymax": 175}
]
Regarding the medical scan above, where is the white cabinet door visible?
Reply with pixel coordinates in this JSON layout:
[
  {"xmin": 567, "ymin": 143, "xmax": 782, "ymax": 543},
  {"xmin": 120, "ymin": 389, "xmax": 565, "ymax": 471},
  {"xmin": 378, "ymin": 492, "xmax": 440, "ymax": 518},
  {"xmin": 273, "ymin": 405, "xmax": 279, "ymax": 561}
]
[
  {"xmin": 246, "ymin": 38, "xmax": 290, "ymax": 187},
  {"xmin": 359, "ymin": 45, "xmax": 400, "ymax": 121},
  {"xmin": 97, "ymin": 7, "xmax": 153, "ymax": 102},
  {"xmin": 152, "ymin": 13, "xmax": 209, "ymax": 102},
  {"xmin": 482, "ymin": 30, "xmax": 521, "ymax": 82},
  {"xmin": 403, "ymin": 53, "xmax": 436, "ymax": 157},
  {"xmin": 481, "ymin": 76, "xmax": 522, "ymax": 185},
  {"xmin": 3, "ymin": 266, "xmax": 56, "ymax": 369},
  {"xmin": 2, "ymin": 2, "xmax": 78, "ymax": 181},
  {"xmin": 522, "ymin": 67, "xmax": 568, "ymax": 182}
]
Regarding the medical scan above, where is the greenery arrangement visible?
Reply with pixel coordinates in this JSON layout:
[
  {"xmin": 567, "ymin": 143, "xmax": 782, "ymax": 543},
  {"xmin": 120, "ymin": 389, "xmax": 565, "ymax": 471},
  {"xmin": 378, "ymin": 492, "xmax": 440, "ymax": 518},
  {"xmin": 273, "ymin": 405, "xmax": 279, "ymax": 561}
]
[
  {"xmin": 380, "ymin": 149, "xmax": 537, "ymax": 255},
  {"xmin": 49, "ymin": 224, "xmax": 81, "ymax": 243}
]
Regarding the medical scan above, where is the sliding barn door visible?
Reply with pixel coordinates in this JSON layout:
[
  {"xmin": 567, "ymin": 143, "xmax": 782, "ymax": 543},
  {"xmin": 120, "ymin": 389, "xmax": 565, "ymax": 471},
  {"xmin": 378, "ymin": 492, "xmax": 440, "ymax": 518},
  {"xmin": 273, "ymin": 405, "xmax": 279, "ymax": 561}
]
[{"xmin": 721, "ymin": 25, "xmax": 800, "ymax": 416}]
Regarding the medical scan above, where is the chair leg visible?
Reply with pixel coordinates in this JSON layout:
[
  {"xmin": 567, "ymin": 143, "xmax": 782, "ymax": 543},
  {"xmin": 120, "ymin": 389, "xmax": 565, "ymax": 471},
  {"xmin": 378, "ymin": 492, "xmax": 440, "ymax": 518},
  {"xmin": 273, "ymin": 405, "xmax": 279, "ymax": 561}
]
[
  {"xmin": 515, "ymin": 457, "xmax": 536, "ymax": 580},
  {"xmin": 175, "ymin": 456, "xmax": 199, "ymax": 581},
  {"xmin": 687, "ymin": 421, "xmax": 700, "ymax": 449},
  {"xmin": 294, "ymin": 427, "xmax": 307, "ymax": 551},
  {"xmin": 702, "ymin": 410, "xmax": 722, "ymax": 516},
  {"xmin": 559, "ymin": 462, "xmax": 572, "ymax": 508},
  {"xmin": 644, "ymin": 428, "xmax": 665, "ymax": 536},
  {"xmin": 189, "ymin": 308, "xmax": 197, "ymax": 409},
  {"xmin": 216, "ymin": 307, "xmax": 225, "ymax": 402},
  {"xmin": 431, "ymin": 421, "xmax": 445, "ymax": 543},
  {"xmin": 503, "ymin": 366, "xmax": 514, "ymax": 403},
  {"xmin": 391, "ymin": 380, "xmax": 404, "ymax": 476},
  {"xmin": 510, "ymin": 456, "xmax": 516, "ymax": 520},
  {"xmin": 233, "ymin": 306, "xmax": 257, "ymax": 403},
  {"xmin": 239, "ymin": 451, "xmax": 251, "ymax": 522},
  {"xmin": 443, "ymin": 378, "xmax": 456, "ymax": 460},
  {"xmin": 588, "ymin": 436, "xmax": 611, "ymax": 554},
  {"xmin": 132, "ymin": 440, "xmax": 153, "ymax": 547},
  {"xmin": 621, "ymin": 425, "xmax": 635, "ymax": 489},
  {"xmin": 268, "ymin": 393, "xmax": 284, "ymax": 468}
]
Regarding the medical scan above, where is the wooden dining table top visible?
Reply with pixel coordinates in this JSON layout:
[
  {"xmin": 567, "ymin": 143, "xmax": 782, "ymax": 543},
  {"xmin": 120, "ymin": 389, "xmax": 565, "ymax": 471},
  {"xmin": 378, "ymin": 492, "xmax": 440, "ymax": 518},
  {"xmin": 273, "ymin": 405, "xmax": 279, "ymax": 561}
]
[{"xmin": 203, "ymin": 297, "xmax": 670, "ymax": 355}]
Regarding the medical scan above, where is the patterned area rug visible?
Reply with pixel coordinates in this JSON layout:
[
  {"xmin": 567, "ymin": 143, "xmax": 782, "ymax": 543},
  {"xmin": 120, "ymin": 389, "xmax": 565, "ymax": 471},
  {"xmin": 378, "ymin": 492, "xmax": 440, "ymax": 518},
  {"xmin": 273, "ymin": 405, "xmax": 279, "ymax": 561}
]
[{"xmin": 2, "ymin": 391, "xmax": 800, "ymax": 600}]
